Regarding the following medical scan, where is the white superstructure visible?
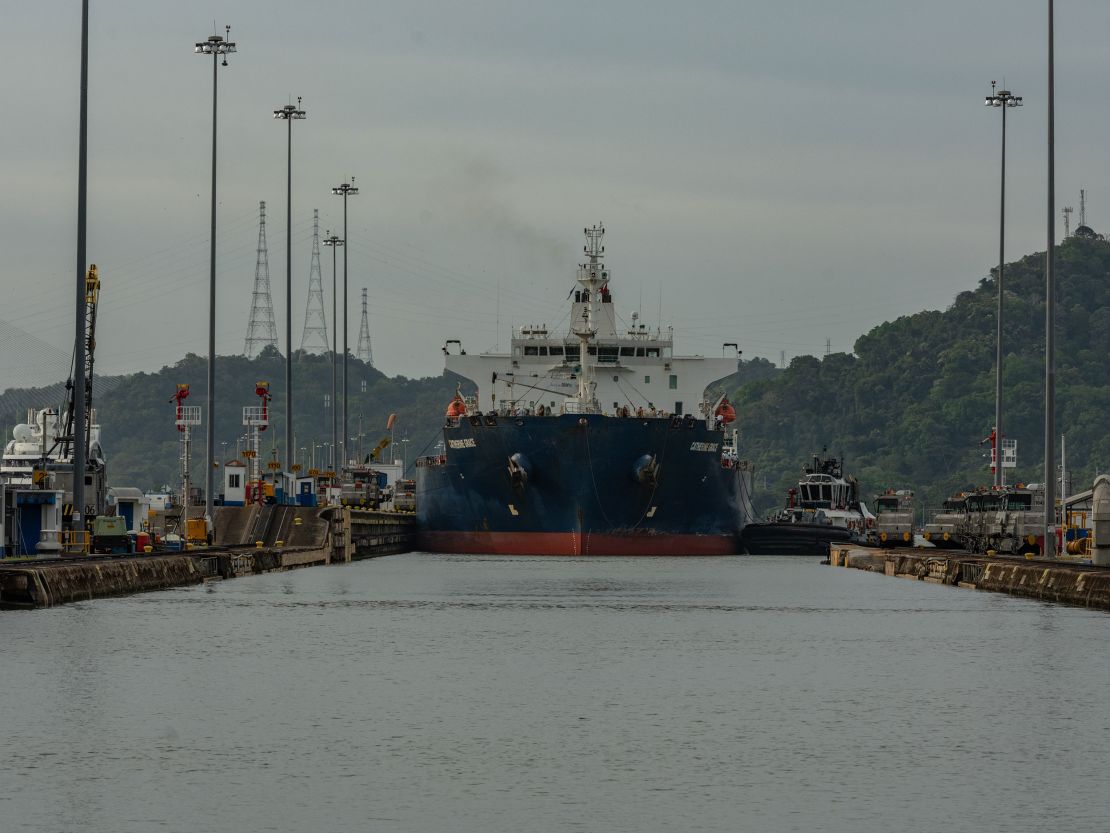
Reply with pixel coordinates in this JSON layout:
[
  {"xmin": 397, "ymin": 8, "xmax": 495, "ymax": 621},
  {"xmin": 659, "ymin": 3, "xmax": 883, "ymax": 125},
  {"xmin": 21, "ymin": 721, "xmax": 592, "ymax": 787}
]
[
  {"xmin": 444, "ymin": 225, "xmax": 740, "ymax": 417},
  {"xmin": 1, "ymin": 407, "xmax": 105, "ymax": 487}
]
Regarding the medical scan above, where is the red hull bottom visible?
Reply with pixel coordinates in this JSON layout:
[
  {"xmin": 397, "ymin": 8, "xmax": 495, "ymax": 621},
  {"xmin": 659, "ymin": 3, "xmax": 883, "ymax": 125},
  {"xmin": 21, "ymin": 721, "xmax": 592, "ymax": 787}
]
[{"xmin": 418, "ymin": 531, "xmax": 739, "ymax": 556}]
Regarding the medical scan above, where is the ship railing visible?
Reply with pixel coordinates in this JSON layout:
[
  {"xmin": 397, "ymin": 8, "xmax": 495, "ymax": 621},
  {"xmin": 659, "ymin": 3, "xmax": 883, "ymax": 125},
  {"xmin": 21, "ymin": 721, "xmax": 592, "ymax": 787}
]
[{"xmin": 563, "ymin": 400, "xmax": 600, "ymax": 415}]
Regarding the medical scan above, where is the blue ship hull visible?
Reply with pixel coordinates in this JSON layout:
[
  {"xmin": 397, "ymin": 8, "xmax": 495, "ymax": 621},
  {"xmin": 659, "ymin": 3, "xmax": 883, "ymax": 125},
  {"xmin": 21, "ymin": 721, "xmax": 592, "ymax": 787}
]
[{"xmin": 415, "ymin": 413, "xmax": 754, "ymax": 555}]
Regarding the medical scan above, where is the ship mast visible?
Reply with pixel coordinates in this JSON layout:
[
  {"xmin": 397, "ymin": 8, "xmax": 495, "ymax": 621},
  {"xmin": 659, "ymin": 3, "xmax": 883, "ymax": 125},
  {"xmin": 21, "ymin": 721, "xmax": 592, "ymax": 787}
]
[{"xmin": 572, "ymin": 224, "xmax": 606, "ymax": 410}]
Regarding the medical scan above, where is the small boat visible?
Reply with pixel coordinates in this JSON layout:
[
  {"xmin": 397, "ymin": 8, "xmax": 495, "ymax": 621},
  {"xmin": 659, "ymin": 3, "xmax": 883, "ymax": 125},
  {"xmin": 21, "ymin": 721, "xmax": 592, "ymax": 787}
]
[{"xmin": 741, "ymin": 452, "xmax": 870, "ymax": 555}]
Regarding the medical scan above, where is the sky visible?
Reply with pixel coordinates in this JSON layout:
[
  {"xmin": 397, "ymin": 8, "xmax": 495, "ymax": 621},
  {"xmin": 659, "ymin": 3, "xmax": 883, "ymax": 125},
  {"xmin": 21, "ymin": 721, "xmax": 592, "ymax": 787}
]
[{"xmin": 3, "ymin": 0, "xmax": 1110, "ymax": 392}]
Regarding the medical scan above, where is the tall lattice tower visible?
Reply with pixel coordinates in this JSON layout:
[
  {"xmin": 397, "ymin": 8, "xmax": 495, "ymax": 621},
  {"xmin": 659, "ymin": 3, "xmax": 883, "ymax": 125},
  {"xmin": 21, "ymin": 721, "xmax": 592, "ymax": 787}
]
[
  {"xmin": 300, "ymin": 209, "xmax": 329, "ymax": 353},
  {"xmin": 356, "ymin": 287, "xmax": 373, "ymax": 366},
  {"xmin": 244, "ymin": 201, "xmax": 278, "ymax": 357}
]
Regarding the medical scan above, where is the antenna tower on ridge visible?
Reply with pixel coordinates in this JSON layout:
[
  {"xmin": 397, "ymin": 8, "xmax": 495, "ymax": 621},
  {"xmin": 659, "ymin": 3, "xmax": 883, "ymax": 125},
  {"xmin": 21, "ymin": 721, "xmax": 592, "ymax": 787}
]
[
  {"xmin": 1080, "ymin": 189, "xmax": 1087, "ymax": 227},
  {"xmin": 1062, "ymin": 205, "xmax": 1073, "ymax": 238},
  {"xmin": 300, "ymin": 209, "xmax": 329, "ymax": 353},
  {"xmin": 356, "ymin": 288, "xmax": 373, "ymax": 366},
  {"xmin": 244, "ymin": 201, "xmax": 278, "ymax": 357}
]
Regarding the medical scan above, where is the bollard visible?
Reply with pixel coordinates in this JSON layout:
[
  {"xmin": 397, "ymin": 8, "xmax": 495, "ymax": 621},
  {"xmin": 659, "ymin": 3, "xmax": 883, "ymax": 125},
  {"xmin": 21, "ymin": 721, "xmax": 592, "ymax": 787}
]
[
  {"xmin": 144, "ymin": 545, "xmax": 153, "ymax": 553},
  {"xmin": 276, "ymin": 540, "xmax": 284, "ymax": 547},
  {"xmin": 256, "ymin": 541, "xmax": 263, "ymax": 549}
]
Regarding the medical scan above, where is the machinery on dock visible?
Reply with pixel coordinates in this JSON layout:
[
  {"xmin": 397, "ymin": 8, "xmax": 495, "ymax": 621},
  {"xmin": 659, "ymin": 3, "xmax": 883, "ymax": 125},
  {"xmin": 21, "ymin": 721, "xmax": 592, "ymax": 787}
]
[
  {"xmin": 923, "ymin": 494, "xmax": 969, "ymax": 549},
  {"xmin": 872, "ymin": 489, "xmax": 915, "ymax": 546},
  {"xmin": 923, "ymin": 486, "xmax": 1044, "ymax": 555},
  {"xmin": 960, "ymin": 486, "xmax": 1044, "ymax": 555},
  {"xmin": 90, "ymin": 515, "xmax": 131, "ymax": 554}
]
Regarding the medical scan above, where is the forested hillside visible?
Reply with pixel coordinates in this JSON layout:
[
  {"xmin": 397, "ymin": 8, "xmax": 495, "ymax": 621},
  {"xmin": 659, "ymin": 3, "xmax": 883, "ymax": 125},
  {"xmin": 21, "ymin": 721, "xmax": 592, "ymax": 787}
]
[
  {"xmin": 0, "ymin": 348, "xmax": 459, "ymax": 491},
  {"xmin": 2, "ymin": 237, "xmax": 1108, "ymax": 513},
  {"xmin": 731, "ymin": 236, "xmax": 1110, "ymax": 516}
]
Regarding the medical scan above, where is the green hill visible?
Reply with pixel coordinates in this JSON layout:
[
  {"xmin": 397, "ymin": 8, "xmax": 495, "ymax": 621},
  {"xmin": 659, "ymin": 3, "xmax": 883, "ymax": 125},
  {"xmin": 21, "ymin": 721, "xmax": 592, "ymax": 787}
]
[
  {"xmin": 730, "ymin": 236, "xmax": 1110, "ymax": 516},
  {"xmin": 3, "ymin": 236, "xmax": 1108, "ymax": 512},
  {"xmin": 1, "ymin": 348, "xmax": 460, "ymax": 492}
]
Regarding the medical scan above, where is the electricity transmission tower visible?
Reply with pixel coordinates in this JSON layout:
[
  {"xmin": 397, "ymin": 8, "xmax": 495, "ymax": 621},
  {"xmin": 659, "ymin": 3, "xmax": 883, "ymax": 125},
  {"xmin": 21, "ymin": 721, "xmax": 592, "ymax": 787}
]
[
  {"xmin": 244, "ymin": 201, "xmax": 278, "ymax": 357},
  {"xmin": 356, "ymin": 287, "xmax": 373, "ymax": 366},
  {"xmin": 299, "ymin": 209, "xmax": 329, "ymax": 353}
]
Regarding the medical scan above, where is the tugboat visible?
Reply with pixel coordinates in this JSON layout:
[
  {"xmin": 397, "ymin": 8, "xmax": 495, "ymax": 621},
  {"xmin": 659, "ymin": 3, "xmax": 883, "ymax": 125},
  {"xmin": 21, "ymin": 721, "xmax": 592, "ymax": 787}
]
[
  {"xmin": 414, "ymin": 224, "xmax": 756, "ymax": 555},
  {"xmin": 740, "ymin": 452, "xmax": 870, "ymax": 555}
]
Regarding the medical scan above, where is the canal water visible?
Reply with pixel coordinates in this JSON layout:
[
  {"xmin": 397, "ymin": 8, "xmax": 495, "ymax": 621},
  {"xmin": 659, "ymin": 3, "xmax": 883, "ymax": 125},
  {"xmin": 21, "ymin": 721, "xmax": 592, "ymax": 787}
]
[{"xmin": 2, "ymin": 554, "xmax": 1109, "ymax": 833}]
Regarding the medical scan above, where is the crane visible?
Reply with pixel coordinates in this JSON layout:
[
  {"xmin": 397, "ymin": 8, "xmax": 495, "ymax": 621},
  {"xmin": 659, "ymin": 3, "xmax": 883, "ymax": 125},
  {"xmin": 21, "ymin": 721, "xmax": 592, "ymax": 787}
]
[{"xmin": 60, "ymin": 264, "xmax": 101, "ymax": 461}]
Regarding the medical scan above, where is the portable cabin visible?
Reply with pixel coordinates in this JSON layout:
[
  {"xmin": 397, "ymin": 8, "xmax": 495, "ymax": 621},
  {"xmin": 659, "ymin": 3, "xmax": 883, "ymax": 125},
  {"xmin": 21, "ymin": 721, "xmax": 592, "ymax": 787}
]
[
  {"xmin": 223, "ymin": 460, "xmax": 247, "ymax": 506},
  {"xmin": 1, "ymin": 484, "xmax": 66, "ymax": 557},
  {"xmin": 108, "ymin": 486, "xmax": 148, "ymax": 532}
]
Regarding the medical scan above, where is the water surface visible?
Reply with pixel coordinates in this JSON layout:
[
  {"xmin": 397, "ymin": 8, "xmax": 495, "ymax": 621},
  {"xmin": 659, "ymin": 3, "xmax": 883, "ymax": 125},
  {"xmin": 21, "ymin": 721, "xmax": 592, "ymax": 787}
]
[{"xmin": 2, "ymin": 554, "xmax": 1108, "ymax": 832}]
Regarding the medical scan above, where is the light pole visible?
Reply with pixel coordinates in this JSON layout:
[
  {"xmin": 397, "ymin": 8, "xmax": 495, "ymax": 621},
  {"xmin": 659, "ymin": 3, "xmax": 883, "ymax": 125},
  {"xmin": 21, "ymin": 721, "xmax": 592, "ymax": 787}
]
[
  {"xmin": 323, "ymin": 231, "xmax": 343, "ymax": 475},
  {"xmin": 984, "ymin": 81, "xmax": 1021, "ymax": 489},
  {"xmin": 274, "ymin": 98, "xmax": 306, "ymax": 479},
  {"xmin": 73, "ymin": 0, "xmax": 90, "ymax": 532},
  {"xmin": 1045, "ymin": 0, "xmax": 1057, "ymax": 556},
  {"xmin": 195, "ymin": 26, "xmax": 235, "ymax": 525},
  {"xmin": 332, "ymin": 179, "xmax": 358, "ymax": 469}
]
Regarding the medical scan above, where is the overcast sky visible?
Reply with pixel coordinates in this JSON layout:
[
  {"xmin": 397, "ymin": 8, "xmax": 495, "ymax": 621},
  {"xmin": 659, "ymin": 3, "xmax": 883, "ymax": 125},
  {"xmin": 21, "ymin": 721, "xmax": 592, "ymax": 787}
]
[{"xmin": 2, "ymin": 1, "xmax": 1109, "ymax": 391}]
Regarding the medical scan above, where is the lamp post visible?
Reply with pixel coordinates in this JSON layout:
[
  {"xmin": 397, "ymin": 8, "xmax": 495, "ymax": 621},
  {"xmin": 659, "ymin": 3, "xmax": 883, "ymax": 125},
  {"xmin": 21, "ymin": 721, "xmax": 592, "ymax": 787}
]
[
  {"xmin": 195, "ymin": 26, "xmax": 236, "ymax": 526},
  {"xmin": 332, "ymin": 180, "xmax": 358, "ymax": 469},
  {"xmin": 323, "ymin": 231, "xmax": 343, "ymax": 475},
  {"xmin": 1045, "ymin": 0, "xmax": 1057, "ymax": 556},
  {"xmin": 984, "ymin": 81, "xmax": 1021, "ymax": 489},
  {"xmin": 73, "ymin": 0, "xmax": 90, "ymax": 533},
  {"xmin": 274, "ymin": 98, "xmax": 306, "ymax": 477}
]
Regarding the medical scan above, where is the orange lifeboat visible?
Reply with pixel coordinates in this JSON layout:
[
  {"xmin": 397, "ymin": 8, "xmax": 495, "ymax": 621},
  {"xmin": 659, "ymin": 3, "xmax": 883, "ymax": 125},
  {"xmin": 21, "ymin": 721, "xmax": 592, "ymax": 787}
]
[
  {"xmin": 714, "ymin": 398, "xmax": 737, "ymax": 425},
  {"xmin": 445, "ymin": 394, "xmax": 467, "ymax": 418}
]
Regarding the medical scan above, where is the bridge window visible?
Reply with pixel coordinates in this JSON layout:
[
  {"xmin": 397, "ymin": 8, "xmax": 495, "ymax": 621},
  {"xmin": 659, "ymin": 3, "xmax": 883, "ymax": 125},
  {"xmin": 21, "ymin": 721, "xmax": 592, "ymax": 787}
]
[
  {"xmin": 620, "ymin": 346, "xmax": 635, "ymax": 356},
  {"xmin": 549, "ymin": 345, "xmax": 564, "ymax": 356},
  {"xmin": 524, "ymin": 346, "xmax": 539, "ymax": 356}
]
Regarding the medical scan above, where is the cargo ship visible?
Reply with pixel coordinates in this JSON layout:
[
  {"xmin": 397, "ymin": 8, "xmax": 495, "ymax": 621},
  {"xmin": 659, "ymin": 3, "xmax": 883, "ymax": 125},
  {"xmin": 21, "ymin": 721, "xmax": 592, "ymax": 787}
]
[{"xmin": 414, "ymin": 224, "xmax": 756, "ymax": 555}]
